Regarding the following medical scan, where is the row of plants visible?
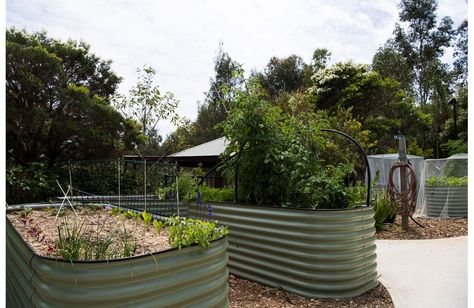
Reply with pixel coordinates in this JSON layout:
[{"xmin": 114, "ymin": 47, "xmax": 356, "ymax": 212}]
[
  {"xmin": 18, "ymin": 205, "xmax": 229, "ymax": 262},
  {"xmin": 425, "ymin": 175, "xmax": 468, "ymax": 186}
]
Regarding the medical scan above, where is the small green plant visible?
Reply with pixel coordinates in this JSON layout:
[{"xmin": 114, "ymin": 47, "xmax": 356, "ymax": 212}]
[
  {"xmin": 373, "ymin": 190, "xmax": 397, "ymax": 231},
  {"xmin": 124, "ymin": 210, "xmax": 140, "ymax": 220},
  {"xmin": 153, "ymin": 219, "xmax": 163, "ymax": 233},
  {"xmin": 56, "ymin": 220, "xmax": 86, "ymax": 261},
  {"xmin": 120, "ymin": 226, "xmax": 138, "ymax": 258},
  {"xmin": 20, "ymin": 207, "xmax": 33, "ymax": 218},
  {"xmin": 166, "ymin": 216, "xmax": 229, "ymax": 250},
  {"xmin": 142, "ymin": 211, "xmax": 153, "ymax": 225},
  {"xmin": 111, "ymin": 207, "xmax": 122, "ymax": 215},
  {"xmin": 426, "ymin": 176, "xmax": 468, "ymax": 186}
]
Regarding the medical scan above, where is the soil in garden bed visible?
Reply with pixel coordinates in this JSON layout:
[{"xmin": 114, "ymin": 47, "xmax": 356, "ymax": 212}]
[
  {"xmin": 228, "ymin": 275, "xmax": 394, "ymax": 308},
  {"xmin": 7, "ymin": 206, "xmax": 171, "ymax": 259},
  {"xmin": 376, "ymin": 215, "xmax": 467, "ymax": 240}
]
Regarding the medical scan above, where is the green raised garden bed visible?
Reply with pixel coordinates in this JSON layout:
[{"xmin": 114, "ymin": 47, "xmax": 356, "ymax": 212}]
[
  {"xmin": 189, "ymin": 202, "xmax": 378, "ymax": 299},
  {"xmin": 426, "ymin": 186, "xmax": 468, "ymax": 218},
  {"xmin": 6, "ymin": 207, "xmax": 228, "ymax": 307}
]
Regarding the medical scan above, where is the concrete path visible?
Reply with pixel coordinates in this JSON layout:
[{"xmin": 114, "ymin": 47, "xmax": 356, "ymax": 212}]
[{"xmin": 376, "ymin": 237, "xmax": 468, "ymax": 308}]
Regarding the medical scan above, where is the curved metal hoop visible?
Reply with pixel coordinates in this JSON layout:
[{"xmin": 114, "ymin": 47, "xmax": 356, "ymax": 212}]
[
  {"xmin": 200, "ymin": 130, "xmax": 371, "ymax": 207},
  {"xmin": 321, "ymin": 129, "xmax": 371, "ymax": 207}
]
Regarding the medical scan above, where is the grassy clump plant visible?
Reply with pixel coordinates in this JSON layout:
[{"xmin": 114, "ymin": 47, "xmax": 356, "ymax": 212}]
[{"xmin": 372, "ymin": 190, "xmax": 397, "ymax": 231}]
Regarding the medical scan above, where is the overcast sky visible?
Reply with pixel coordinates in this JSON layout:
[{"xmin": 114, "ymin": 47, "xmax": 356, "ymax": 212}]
[{"xmin": 6, "ymin": 0, "xmax": 468, "ymax": 138}]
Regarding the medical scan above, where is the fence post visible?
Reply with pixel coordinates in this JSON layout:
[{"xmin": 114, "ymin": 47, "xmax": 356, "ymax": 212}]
[
  {"xmin": 118, "ymin": 157, "xmax": 121, "ymax": 209},
  {"xmin": 144, "ymin": 159, "xmax": 147, "ymax": 212}
]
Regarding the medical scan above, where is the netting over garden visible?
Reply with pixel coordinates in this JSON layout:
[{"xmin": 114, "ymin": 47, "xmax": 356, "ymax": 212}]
[
  {"xmin": 415, "ymin": 154, "xmax": 468, "ymax": 218},
  {"xmin": 63, "ymin": 159, "xmax": 184, "ymax": 216},
  {"xmin": 367, "ymin": 154, "xmax": 425, "ymax": 205}
]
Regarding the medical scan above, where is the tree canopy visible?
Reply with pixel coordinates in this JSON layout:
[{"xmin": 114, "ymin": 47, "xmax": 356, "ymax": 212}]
[{"xmin": 6, "ymin": 28, "xmax": 142, "ymax": 202}]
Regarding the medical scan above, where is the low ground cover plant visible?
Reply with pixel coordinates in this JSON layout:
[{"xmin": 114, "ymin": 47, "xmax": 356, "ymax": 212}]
[{"xmin": 425, "ymin": 175, "xmax": 468, "ymax": 186}]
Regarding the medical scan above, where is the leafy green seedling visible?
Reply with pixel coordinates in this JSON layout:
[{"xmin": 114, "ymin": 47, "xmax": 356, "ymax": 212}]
[
  {"xmin": 142, "ymin": 211, "xmax": 152, "ymax": 225},
  {"xmin": 153, "ymin": 219, "xmax": 163, "ymax": 233},
  {"xmin": 111, "ymin": 207, "xmax": 122, "ymax": 215}
]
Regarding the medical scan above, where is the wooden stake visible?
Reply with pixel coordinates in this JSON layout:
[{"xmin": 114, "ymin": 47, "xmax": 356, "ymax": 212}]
[{"xmin": 399, "ymin": 136, "xmax": 409, "ymax": 231}]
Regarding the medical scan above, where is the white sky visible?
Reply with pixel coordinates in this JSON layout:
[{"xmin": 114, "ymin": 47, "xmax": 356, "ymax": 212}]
[{"xmin": 6, "ymin": 0, "xmax": 468, "ymax": 138}]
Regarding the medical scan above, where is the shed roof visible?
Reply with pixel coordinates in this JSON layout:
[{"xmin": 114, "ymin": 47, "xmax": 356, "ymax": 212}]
[{"xmin": 169, "ymin": 137, "xmax": 228, "ymax": 157}]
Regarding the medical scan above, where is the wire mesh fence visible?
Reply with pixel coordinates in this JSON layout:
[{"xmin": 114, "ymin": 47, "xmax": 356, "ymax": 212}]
[{"xmin": 59, "ymin": 159, "xmax": 186, "ymax": 217}]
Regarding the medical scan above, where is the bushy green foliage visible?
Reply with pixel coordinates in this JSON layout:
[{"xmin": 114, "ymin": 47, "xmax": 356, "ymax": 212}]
[
  {"xmin": 198, "ymin": 186, "xmax": 234, "ymax": 202},
  {"xmin": 221, "ymin": 78, "xmax": 364, "ymax": 209},
  {"xmin": 155, "ymin": 170, "xmax": 202, "ymax": 201},
  {"xmin": 425, "ymin": 176, "xmax": 468, "ymax": 186},
  {"xmin": 166, "ymin": 216, "xmax": 229, "ymax": 250}
]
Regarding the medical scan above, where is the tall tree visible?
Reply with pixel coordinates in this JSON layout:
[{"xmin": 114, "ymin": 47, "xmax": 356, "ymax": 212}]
[
  {"xmin": 114, "ymin": 66, "xmax": 180, "ymax": 156},
  {"xmin": 371, "ymin": 40, "xmax": 414, "ymax": 94},
  {"xmin": 6, "ymin": 28, "xmax": 141, "ymax": 202},
  {"xmin": 190, "ymin": 46, "xmax": 243, "ymax": 145},
  {"xmin": 309, "ymin": 62, "xmax": 432, "ymax": 154},
  {"xmin": 453, "ymin": 20, "xmax": 468, "ymax": 86},
  {"xmin": 392, "ymin": 0, "xmax": 454, "ymax": 106},
  {"xmin": 6, "ymin": 28, "xmax": 138, "ymax": 166},
  {"xmin": 256, "ymin": 54, "xmax": 307, "ymax": 97}
]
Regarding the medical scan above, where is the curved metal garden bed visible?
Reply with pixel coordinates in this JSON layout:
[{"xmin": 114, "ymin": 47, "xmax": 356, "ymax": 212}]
[
  {"xmin": 6, "ymin": 208, "xmax": 228, "ymax": 307},
  {"xmin": 189, "ymin": 202, "xmax": 378, "ymax": 299},
  {"xmin": 426, "ymin": 186, "xmax": 468, "ymax": 218}
]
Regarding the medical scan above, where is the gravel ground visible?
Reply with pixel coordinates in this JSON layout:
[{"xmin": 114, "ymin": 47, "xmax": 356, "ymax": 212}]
[{"xmin": 376, "ymin": 216, "xmax": 468, "ymax": 240}]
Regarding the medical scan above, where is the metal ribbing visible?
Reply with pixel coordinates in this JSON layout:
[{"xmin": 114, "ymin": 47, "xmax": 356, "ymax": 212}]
[
  {"xmin": 189, "ymin": 202, "xmax": 378, "ymax": 299},
  {"xmin": 426, "ymin": 186, "xmax": 468, "ymax": 218},
  {"xmin": 6, "ymin": 218, "xmax": 229, "ymax": 308}
]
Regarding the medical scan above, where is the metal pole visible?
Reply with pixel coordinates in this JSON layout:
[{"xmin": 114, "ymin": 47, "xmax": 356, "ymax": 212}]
[
  {"xmin": 118, "ymin": 157, "xmax": 121, "ymax": 209},
  {"xmin": 176, "ymin": 175, "xmax": 180, "ymax": 216},
  {"xmin": 399, "ymin": 136, "xmax": 409, "ymax": 231},
  {"xmin": 68, "ymin": 162, "xmax": 73, "ymax": 199},
  {"xmin": 144, "ymin": 159, "xmax": 147, "ymax": 212}
]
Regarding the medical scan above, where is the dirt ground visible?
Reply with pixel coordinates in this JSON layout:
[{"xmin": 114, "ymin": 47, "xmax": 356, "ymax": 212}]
[{"xmin": 376, "ymin": 215, "xmax": 467, "ymax": 240}]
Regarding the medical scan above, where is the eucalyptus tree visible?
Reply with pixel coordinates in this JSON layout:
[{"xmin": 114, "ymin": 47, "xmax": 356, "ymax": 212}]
[{"xmin": 391, "ymin": 0, "xmax": 454, "ymax": 106}]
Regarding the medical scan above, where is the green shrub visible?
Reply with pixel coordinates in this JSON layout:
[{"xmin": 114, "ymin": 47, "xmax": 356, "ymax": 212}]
[
  {"xmin": 198, "ymin": 186, "xmax": 235, "ymax": 202},
  {"xmin": 155, "ymin": 170, "xmax": 200, "ymax": 201},
  {"xmin": 220, "ymin": 78, "xmax": 367, "ymax": 209},
  {"xmin": 425, "ymin": 176, "xmax": 468, "ymax": 186}
]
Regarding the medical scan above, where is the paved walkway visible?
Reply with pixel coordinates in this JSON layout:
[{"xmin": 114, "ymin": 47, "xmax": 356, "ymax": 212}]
[{"xmin": 376, "ymin": 237, "xmax": 468, "ymax": 308}]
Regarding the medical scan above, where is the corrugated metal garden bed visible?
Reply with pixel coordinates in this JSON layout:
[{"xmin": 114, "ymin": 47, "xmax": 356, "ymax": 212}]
[
  {"xmin": 6, "ymin": 205, "xmax": 229, "ymax": 307},
  {"xmin": 189, "ymin": 201, "xmax": 378, "ymax": 299}
]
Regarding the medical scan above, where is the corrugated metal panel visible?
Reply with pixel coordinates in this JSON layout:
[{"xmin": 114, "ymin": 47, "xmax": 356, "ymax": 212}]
[
  {"xmin": 6, "ymin": 217, "xmax": 229, "ymax": 307},
  {"xmin": 189, "ymin": 202, "xmax": 378, "ymax": 299},
  {"xmin": 169, "ymin": 137, "xmax": 227, "ymax": 157},
  {"xmin": 426, "ymin": 186, "xmax": 468, "ymax": 217}
]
